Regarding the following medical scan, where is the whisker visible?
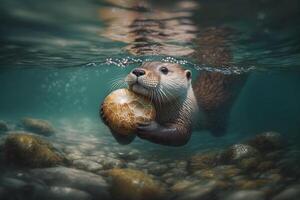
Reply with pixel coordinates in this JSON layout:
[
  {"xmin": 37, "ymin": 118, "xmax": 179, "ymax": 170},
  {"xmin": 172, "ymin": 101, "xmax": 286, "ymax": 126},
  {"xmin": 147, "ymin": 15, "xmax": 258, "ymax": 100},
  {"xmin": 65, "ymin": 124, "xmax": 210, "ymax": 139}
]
[
  {"xmin": 108, "ymin": 78, "xmax": 127, "ymax": 92},
  {"xmin": 107, "ymin": 74, "xmax": 126, "ymax": 84}
]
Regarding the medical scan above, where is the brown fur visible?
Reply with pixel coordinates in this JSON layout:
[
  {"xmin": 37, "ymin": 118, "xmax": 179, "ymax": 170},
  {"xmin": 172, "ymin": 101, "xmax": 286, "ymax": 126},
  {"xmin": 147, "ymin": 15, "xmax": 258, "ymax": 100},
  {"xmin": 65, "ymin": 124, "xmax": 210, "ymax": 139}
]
[{"xmin": 192, "ymin": 27, "xmax": 247, "ymax": 135}]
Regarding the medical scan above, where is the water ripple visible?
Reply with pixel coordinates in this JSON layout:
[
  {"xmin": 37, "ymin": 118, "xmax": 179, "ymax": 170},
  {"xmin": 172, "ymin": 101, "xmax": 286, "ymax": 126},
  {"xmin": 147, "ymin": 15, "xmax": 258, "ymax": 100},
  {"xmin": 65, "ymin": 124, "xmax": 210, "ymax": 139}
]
[{"xmin": 83, "ymin": 56, "xmax": 256, "ymax": 75}]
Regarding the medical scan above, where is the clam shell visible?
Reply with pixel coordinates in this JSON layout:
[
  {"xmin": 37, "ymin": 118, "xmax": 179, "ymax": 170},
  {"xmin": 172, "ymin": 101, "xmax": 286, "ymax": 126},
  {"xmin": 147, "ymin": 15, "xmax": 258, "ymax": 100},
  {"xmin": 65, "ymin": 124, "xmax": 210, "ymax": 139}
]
[{"xmin": 101, "ymin": 88, "xmax": 156, "ymax": 135}]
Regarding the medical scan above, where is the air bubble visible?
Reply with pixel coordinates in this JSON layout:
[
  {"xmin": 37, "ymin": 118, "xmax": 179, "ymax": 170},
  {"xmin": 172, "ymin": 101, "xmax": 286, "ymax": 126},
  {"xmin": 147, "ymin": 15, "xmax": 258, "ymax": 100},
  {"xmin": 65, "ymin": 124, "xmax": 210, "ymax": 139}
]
[{"xmin": 84, "ymin": 56, "xmax": 255, "ymax": 74}]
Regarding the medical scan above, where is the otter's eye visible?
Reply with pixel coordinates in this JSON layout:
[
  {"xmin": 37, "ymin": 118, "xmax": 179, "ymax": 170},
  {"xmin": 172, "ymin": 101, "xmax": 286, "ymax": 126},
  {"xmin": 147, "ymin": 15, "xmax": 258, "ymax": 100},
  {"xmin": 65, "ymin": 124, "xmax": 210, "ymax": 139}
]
[{"xmin": 160, "ymin": 67, "xmax": 169, "ymax": 74}]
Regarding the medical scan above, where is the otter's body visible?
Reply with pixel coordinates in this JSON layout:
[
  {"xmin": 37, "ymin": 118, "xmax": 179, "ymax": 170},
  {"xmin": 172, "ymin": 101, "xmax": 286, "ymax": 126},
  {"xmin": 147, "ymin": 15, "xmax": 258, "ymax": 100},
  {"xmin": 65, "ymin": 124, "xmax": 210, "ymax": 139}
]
[
  {"xmin": 101, "ymin": 61, "xmax": 245, "ymax": 146},
  {"xmin": 125, "ymin": 62, "xmax": 245, "ymax": 146}
]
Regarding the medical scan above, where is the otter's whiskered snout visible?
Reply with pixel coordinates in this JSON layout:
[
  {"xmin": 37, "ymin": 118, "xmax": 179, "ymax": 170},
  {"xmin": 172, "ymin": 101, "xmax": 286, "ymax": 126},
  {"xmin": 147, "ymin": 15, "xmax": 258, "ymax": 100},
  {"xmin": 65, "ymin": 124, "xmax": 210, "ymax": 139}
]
[
  {"xmin": 126, "ymin": 66, "xmax": 160, "ymax": 97},
  {"xmin": 126, "ymin": 62, "xmax": 192, "ymax": 104}
]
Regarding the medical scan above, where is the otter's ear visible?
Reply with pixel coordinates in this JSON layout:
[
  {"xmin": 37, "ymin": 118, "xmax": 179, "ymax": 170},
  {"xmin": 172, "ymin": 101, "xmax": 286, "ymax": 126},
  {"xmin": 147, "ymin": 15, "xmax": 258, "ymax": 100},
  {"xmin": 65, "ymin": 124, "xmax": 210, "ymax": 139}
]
[{"xmin": 185, "ymin": 70, "xmax": 192, "ymax": 80}]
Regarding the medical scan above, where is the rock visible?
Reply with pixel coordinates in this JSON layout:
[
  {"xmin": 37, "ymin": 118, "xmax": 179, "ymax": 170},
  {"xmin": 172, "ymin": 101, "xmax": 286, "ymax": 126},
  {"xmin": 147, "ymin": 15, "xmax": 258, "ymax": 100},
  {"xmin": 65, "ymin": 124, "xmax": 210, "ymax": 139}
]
[
  {"xmin": 72, "ymin": 159, "xmax": 103, "ymax": 172},
  {"xmin": 107, "ymin": 152, "xmax": 117, "ymax": 158},
  {"xmin": 85, "ymin": 154, "xmax": 106, "ymax": 163},
  {"xmin": 0, "ymin": 177, "xmax": 27, "ymax": 190},
  {"xmin": 265, "ymin": 151, "xmax": 285, "ymax": 160},
  {"xmin": 194, "ymin": 165, "xmax": 241, "ymax": 182},
  {"xmin": 28, "ymin": 167, "xmax": 110, "ymax": 199},
  {"xmin": 65, "ymin": 152, "xmax": 84, "ymax": 161},
  {"xmin": 238, "ymin": 157, "xmax": 260, "ymax": 171},
  {"xmin": 0, "ymin": 121, "xmax": 9, "ymax": 133},
  {"xmin": 235, "ymin": 179, "xmax": 270, "ymax": 190},
  {"xmin": 189, "ymin": 152, "xmax": 220, "ymax": 172},
  {"xmin": 34, "ymin": 186, "xmax": 93, "ymax": 200},
  {"xmin": 232, "ymin": 175, "xmax": 248, "ymax": 182},
  {"xmin": 214, "ymin": 165, "xmax": 242, "ymax": 179},
  {"xmin": 0, "ymin": 177, "xmax": 30, "ymax": 200},
  {"xmin": 117, "ymin": 150, "xmax": 140, "ymax": 161},
  {"xmin": 148, "ymin": 164, "xmax": 169, "ymax": 176},
  {"xmin": 4, "ymin": 133, "xmax": 64, "ymax": 167},
  {"xmin": 168, "ymin": 168, "xmax": 187, "ymax": 178},
  {"xmin": 257, "ymin": 161, "xmax": 275, "ymax": 172},
  {"xmin": 162, "ymin": 172, "xmax": 174, "ymax": 179},
  {"xmin": 214, "ymin": 180, "xmax": 230, "ymax": 190},
  {"xmin": 261, "ymin": 173, "xmax": 282, "ymax": 184},
  {"xmin": 21, "ymin": 117, "xmax": 55, "ymax": 136},
  {"xmin": 101, "ymin": 157, "xmax": 125, "ymax": 169},
  {"xmin": 63, "ymin": 146, "xmax": 83, "ymax": 154},
  {"xmin": 135, "ymin": 158, "xmax": 147, "ymax": 165},
  {"xmin": 127, "ymin": 162, "xmax": 137, "ymax": 169},
  {"xmin": 171, "ymin": 180, "xmax": 195, "ymax": 193},
  {"xmin": 272, "ymin": 185, "xmax": 300, "ymax": 200},
  {"xmin": 247, "ymin": 132, "xmax": 284, "ymax": 153},
  {"xmin": 0, "ymin": 176, "xmax": 60, "ymax": 200},
  {"xmin": 277, "ymin": 157, "xmax": 300, "ymax": 178},
  {"xmin": 165, "ymin": 177, "xmax": 177, "ymax": 185},
  {"xmin": 108, "ymin": 168, "xmax": 166, "ymax": 200},
  {"xmin": 174, "ymin": 160, "xmax": 188, "ymax": 169},
  {"xmin": 221, "ymin": 144, "xmax": 259, "ymax": 163},
  {"xmin": 196, "ymin": 169, "xmax": 218, "ymax": 179},
  {"xmin": 224, "ymin": 190, "xmax": 265, "ymax": 200},
  {"xmin": 174, "ymin": 180, "xmax": 219, "ymax": 200}
]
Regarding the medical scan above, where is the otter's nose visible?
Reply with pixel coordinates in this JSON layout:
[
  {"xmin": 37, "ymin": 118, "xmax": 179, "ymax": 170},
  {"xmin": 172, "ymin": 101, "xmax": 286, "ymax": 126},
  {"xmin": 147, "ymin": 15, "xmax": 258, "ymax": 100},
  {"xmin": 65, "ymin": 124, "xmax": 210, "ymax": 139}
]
[{"xmin": 132, "ymin": 68, "xmax": 145, "ymax": 77}]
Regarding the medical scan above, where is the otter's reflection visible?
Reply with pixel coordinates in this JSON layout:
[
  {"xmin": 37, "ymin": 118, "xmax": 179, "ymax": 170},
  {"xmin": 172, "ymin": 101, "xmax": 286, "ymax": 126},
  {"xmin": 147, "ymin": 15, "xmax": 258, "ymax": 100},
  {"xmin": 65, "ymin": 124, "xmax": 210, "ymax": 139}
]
[{"xmin": 99, "ymin": 0, "xmax": 198, "ymax": 56}]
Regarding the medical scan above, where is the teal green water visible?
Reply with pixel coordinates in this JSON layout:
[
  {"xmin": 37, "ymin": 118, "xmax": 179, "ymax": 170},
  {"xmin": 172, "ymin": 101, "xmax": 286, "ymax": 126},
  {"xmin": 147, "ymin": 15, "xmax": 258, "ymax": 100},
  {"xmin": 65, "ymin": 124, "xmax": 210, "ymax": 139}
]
[{"xmin": 0, "ymin": 65, "xmax": 300, "ymax": 153}]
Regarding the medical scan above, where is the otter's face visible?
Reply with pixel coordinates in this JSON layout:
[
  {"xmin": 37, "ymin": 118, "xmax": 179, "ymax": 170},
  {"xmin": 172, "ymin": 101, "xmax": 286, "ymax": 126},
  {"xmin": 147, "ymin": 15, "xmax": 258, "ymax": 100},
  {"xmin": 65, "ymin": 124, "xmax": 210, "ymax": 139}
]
[{"xmin": 126, "ymin": 62, "xmax": 192, "ymax": 102}]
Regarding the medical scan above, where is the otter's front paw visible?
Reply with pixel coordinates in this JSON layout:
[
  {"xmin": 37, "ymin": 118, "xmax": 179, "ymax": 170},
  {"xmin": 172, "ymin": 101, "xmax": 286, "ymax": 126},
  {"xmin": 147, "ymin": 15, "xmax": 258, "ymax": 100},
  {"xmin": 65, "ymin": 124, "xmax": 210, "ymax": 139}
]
[{"xmin": 136, "ymin": 121, "xmax": 160, "ymax": 140}]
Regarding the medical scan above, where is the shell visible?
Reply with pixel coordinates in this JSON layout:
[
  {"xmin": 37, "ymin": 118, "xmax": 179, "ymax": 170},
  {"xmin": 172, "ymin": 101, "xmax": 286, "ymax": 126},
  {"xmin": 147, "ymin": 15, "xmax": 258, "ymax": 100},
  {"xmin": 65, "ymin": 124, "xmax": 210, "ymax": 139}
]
[{"xmin": 101, "ymin": 88, "xmax": 156, "ymax": 135}]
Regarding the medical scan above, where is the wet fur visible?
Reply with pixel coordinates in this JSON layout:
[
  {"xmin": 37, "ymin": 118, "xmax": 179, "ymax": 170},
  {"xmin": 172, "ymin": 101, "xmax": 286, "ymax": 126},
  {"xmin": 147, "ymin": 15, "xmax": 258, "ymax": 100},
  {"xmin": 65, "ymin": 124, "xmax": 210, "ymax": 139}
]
[{"xmin": 192, "ymin": 27, "xmax": 248, "ymax": 136}]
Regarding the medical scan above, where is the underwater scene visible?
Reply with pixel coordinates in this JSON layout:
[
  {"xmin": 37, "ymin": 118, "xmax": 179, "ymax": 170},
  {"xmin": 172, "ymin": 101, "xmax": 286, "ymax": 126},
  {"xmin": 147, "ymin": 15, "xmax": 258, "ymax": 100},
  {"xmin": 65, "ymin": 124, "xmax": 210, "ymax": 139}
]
[{"xmin": 0, "ymin": 0, "xmax": 300, "ymax": 199}]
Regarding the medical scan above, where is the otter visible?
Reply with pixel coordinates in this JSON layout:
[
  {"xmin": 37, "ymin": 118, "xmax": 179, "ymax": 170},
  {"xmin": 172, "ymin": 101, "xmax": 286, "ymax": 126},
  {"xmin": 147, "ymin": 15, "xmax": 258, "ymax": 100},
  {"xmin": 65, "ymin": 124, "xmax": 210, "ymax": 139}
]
[
  {"xmin": 101, "ymin": 61, "xmax": 245, "ymax": 146},
  {"xmin": 126, "ymin": 62, "xmax": 200, "ymax": 146}
]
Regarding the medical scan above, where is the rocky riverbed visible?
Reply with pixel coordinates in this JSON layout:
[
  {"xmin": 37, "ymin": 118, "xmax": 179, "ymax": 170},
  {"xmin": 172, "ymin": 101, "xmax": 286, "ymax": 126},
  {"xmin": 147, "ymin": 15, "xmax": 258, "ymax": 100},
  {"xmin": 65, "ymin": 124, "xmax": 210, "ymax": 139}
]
[{"xmin": 0, "ymin": 117, "xmax": 299, "ymax": 200}]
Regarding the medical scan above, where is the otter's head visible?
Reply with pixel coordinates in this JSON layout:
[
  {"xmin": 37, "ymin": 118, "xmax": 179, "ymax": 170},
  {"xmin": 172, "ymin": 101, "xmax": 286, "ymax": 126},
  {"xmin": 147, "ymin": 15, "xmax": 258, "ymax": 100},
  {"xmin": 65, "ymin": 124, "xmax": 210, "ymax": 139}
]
[{"xmin": 126, "ymin": 62, "xmax": 192, "ymax": 102}]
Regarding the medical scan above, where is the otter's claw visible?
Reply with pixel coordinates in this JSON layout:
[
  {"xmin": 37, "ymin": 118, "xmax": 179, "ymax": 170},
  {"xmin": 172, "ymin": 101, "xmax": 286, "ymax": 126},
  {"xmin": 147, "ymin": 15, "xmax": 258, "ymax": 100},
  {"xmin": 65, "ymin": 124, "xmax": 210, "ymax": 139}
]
[
  {"xmin": 137, "ymin": 121, "xmax": 158, "ymax": 130},
  {"xmin": 137, "ymin": 121, "xmax": 151, "ymax": 127},
  {"xmin": 136, "ymin": 121, "xmax": 160, "ymax": 139}
]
